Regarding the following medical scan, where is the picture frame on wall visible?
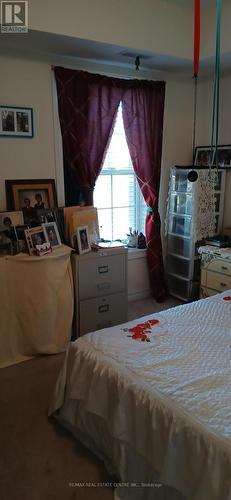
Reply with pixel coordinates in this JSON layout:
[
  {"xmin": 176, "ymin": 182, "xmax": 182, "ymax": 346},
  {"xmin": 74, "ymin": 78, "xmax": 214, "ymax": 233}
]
[
  {"xmin": 5, "ymin": 179, "xmax": 58, "ymax": 211},
  {"xmin": 215, "ymin": 146, "xmax": 231, "ymax": 167},
  {"xmin": 194, "ymin": 147, "xmax": 214, "ymax": 167},
  {"xmin": 194, "ymin": 145, "xmax": 231, "ymax": 168},
  {"xmin": 76, "ymin": 225, "xmax": 91, "ymax": 255},
  {"xmin": 0, "ymin": 105, "xmax": 33, "ymax": 138}
]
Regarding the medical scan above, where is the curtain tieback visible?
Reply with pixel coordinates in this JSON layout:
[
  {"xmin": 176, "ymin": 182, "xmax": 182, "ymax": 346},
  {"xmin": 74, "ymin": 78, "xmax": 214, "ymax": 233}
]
[{"xmin": 147, "ymin": 206, "xmax": 156, "ymax": 213}]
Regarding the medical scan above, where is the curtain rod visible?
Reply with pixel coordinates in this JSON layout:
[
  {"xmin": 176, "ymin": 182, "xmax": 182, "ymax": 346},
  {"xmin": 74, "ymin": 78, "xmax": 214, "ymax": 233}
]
[{"xmin": 50, "ymin": 64, "xmax": 163, "ymax": 81}]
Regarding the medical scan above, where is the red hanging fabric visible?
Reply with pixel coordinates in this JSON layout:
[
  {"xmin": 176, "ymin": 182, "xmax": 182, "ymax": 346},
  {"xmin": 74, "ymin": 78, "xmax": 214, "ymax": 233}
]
[
  {"xmin": 122, "ymin": 82, "xmax": 167, "ymax": 302},
  {"xmin": 194, "ymin": 0, "xmax": 200, "ymax": 76}
]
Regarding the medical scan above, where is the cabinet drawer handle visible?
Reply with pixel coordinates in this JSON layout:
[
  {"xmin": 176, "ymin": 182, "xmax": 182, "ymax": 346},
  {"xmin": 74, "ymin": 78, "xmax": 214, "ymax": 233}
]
[
  {"xmin": 98, "ymin": 304, "xmax": 109, "ymax": 313},
  {"xmin": 97, "ymin": 283, "xmax": 111, "ymax": 290},
  {"xmin": 98, "ymin": 265, "xmax": 108, "ymax": 274},
  {"xmin": 220, "ymin": 282, "xmax": 227, "ymax": 287},
  {"xmin": 221, "ymin": 266, "xmax": 228, "ymax": 271}
]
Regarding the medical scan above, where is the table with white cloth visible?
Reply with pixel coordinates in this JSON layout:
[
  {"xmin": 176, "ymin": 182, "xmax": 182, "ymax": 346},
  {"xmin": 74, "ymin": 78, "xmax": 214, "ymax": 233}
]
[{"xmin": 0, "ymin": 245, "xmax": 74, "ymax": 368}]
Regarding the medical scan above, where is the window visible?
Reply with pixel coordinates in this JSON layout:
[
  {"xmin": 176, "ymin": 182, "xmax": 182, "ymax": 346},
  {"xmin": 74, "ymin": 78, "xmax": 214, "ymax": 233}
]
[{"xmin": 94, "ymin": 104, "xmax": 146, "ymax": 241}]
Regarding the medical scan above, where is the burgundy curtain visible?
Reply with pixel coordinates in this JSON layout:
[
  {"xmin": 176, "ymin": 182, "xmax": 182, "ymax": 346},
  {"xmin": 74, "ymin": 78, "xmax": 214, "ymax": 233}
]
[
  {"xmin": 54, "ymin": 67, "xmax": 123, "ymax": 204},
  {"xmin": 122, "ymin": 81, "xmax": 167, "ymax": 301},
  {"xmin": 55, "ymin": 67, "xmax": 167, "ymax": 301}
]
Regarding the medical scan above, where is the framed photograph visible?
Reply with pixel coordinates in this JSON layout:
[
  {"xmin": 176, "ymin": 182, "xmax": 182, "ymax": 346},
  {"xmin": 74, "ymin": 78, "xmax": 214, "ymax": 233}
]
[
  {"xmin": 42, "ymin": 222, "xmax": 61, "ymax": 248},
  {"xmin": 22, "ymin": 208, "xmax": 40, "ymax": 228},
  {"xmin": 0, "ymin": 228, "xmax": 13, "ymax": 255},
  {"xmin": 0, "ymin": 241, "xmax": 13, "ymax": 256},
  {"xmin": 24, "ymin": 226, "xmax": 46, "ymax": 256},
  {"xmin": 36, "ymin": 209, "xmax": 57, "ymax": 224},
  {"xmin": 15, "ymin": 225, "xmax": 29, "ymax": 253},
  {"xmin": 76, "ymin": 225, "xmax": 91, "ymax": 255},
  {"xmin": 0, "ymin": 211, "xmax": 23, "ymax": 228},
  {"xmin": 194, "ymin": 145, "xmax": 231, "ymax": 169},
  {"xmin": 194, "ymin": 147, "xmax": 214, "ymax": 167},
  {"xmin": 215, "ymin": 146, "xmax": 231, "ymax": 167},
  {"xmin": 0, "ymin": 106, "xmax": 33, "ymax": 138},
  {"xmin": 5, "ymin": 179, "xmax": 57, "ymax": 211}
]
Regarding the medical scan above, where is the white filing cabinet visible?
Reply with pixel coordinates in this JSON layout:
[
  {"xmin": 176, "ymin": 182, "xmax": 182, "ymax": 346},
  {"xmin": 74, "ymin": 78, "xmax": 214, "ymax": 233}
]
[
  {"xmin": 200, "ymin": 249, "xmax": 231, "ymax": 297},
  {"xmin": 72, "ymin": 248, "xmax": 128, "ymax": 336}
]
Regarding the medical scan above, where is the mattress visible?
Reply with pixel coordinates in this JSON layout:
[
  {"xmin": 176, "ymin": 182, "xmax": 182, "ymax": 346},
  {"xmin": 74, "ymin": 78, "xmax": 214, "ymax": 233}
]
[{"xmin": 49, "ymin": 291, "xmax": 231, "ymax": 500}]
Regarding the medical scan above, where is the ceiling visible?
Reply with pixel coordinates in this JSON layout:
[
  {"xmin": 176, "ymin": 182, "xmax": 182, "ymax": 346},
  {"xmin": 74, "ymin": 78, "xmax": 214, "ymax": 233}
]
[{"xmin": 1, "ymin": 28, "xmax": 228, "ymax": 78}]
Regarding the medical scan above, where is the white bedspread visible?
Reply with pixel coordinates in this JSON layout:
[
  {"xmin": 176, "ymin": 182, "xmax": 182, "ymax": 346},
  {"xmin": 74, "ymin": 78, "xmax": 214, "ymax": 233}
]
[{"xmin": 49, "ymin": 292, "xmax": 231, "ymax": 500}]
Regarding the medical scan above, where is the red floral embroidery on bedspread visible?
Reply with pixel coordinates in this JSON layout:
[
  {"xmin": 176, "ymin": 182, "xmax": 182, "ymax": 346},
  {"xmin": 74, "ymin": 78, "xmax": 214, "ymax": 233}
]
[{"xmin": 122, "ymin": 319, "xmax": 160, "ymax": 342}]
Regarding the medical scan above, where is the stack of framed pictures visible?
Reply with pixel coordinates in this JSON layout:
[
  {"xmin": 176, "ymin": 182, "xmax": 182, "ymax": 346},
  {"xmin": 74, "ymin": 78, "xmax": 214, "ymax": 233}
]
[
  {"xmin": 1, "ymin": 178, "xmax": 100, "ymax": 257},
  {"xmin": 63, "ymin": 206, "xmax": 99, "ymax": 248},
  {"xmin": 0, "ymin": 178, "xmax": 65, "ymax": 256},
  {"xmin": 0, "ymin": 209, "xmax": 63, "ymax": 256}
]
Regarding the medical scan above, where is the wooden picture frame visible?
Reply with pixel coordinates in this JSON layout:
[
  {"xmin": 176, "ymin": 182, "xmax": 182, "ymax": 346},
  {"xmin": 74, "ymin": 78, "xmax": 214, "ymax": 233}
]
[
  {"xmin": 76, "ymin": 225, "xmax": 91, "ymax": 255},
  {"xmin": 24, "ymin": 226, "xmax": 46, "ymax": 255},
  {"xmin": 5, "ymin": 179, "xmax": 57, "ymax": 211},
  {"xmin": 0, "ymin": 105, "xmax": 33, "ymax": 138}
]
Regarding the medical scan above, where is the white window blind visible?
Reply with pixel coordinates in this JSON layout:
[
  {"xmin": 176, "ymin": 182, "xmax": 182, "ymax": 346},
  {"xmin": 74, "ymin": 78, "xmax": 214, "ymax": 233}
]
[{"xmin": 94, "ymin": 104, "xmax": 146, "ymax": 241}]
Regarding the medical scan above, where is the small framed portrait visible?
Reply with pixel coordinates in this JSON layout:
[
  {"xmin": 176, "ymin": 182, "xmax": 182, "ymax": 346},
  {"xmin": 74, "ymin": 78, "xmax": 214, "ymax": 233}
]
[
  {"xmin": 0, "ymin": 210, "xmax": 23, "ymax": 228},
  {"xmin": 0, "ymin": 228, "xmax": 14, "ymax": 255},
  {"xmin": 215, "ymin": 146, "xmax": 231, "ymax": 167},
  {"xmin": 36, "ymin": 209, "xmax": 57, "ymax": 224},
  {"xmin": 76, "ymin": 225, "xmax": 91, "ymax": 255},
  {"xmin": 42, "ymin": 222, "xmax": 61, "ymax": 248},
  {"xmin": 5, "ymin": 179, "xmax": 57, "ymax": 211},
  {"xmin": 194, "ymin": 147, "xmax": 214, "ymax": 167},
  {"xmin": 15, "ymin": 225, "xmax": 29, "ymax": 253},
  {"xmin": 24, "ymin": 226, "xmax": 46, "ymax": 255},
  {"xmin": 0, "ymin": 211, "xmax": 23, "ymax": 248},
  {"xmin": 0, "ymin": 106, "xmax": 33, "ymax": 138}
]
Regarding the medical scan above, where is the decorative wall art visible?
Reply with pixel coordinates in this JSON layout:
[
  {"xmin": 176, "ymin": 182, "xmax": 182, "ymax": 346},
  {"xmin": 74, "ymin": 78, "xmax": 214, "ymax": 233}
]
[{"xmin": 0, "ymin": 106, "xmax": 33, "ymax": 138}]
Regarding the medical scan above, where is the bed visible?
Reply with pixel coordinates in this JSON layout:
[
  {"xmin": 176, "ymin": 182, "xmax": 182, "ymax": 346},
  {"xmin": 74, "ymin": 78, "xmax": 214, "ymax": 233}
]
[{"xmin": 49, "ymin": 291, "xmax": 231, "ymax": 500}]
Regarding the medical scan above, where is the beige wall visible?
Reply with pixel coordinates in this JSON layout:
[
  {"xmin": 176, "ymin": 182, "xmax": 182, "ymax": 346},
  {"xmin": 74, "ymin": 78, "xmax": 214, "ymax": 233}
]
[
  {"xmin": 0, "ymin": 53, "xmax": 194, "ymax": 240},
  {"xmin": 196, "ymin": 75, "xmax": 231, "ymax": 229},
  {"xmin": 201, "ymin": 0, "xmax": 231, "ymax": 58},
  {"xmin": 26, "ymin": 0, "xmax": 231, "ymax": 60},
  {"xmin": 28, "ymin": 0, "xmax": 193, "ymax": 59},
  {"xmin": 160, "ymin": 78, "xmax": 193, "ymax": 230},
  {"xmin": 0, "ymin": 56, "xmax": 56, "ymax": 210},
  {"xmin": 2, "ymin": 51, "xmax": 230, "ymax": 248}
]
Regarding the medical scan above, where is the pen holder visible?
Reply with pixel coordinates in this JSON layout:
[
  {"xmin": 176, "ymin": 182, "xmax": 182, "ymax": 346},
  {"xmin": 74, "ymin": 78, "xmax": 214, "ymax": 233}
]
[{"xmin": 127, "ymin": 235, "xmax": 138, "ymax": 247}]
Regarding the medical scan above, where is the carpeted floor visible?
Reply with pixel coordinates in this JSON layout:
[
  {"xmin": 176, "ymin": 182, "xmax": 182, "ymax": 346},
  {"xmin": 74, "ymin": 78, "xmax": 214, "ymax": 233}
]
[{"xmin": 0, "ymin": 296, "xmax": 182, "ymax": 500}]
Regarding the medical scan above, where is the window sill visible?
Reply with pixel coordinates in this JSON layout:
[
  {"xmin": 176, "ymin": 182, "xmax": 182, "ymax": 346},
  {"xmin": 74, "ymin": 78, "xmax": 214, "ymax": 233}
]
[{"xmin": 127, "ymin": 248, "xmax": 147, "ymax": 260}]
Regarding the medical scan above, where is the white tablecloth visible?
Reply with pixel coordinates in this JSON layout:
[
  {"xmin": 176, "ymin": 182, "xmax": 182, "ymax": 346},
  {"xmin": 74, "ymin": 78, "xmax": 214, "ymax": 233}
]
[{"xmin": 0, "ymin": 245, "xmax": 74, "ymax": 368}]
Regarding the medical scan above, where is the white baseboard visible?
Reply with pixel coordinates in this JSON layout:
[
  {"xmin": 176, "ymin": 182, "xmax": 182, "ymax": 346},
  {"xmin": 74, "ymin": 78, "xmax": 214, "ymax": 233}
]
[{"xmin": 128, "ymin": 290, "xmax": 151, "ymax": 302}]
